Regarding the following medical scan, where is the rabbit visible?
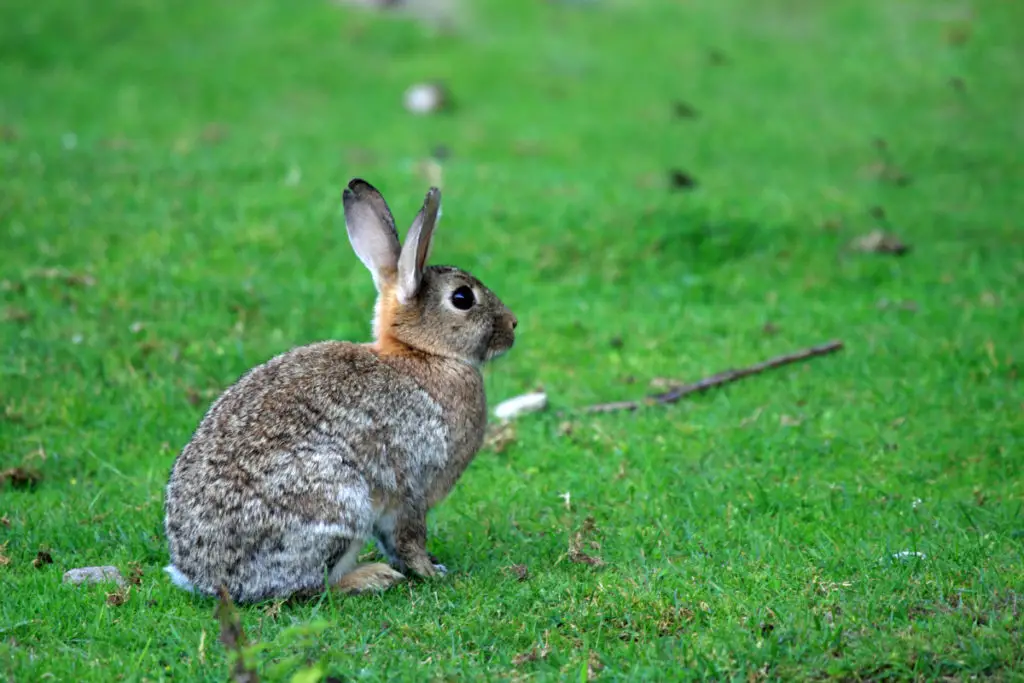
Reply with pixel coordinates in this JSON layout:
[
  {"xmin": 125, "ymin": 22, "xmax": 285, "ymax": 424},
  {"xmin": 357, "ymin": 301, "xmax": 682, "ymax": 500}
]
[{"xmin": 163, "ymin": 178, "xmax": 517, "ymax": 603}]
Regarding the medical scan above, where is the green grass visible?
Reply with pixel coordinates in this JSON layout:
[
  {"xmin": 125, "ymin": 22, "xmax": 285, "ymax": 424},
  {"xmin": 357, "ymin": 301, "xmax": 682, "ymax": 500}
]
[{"xmin": 2, "ymin": 0, "xmax": 1022, "ymax": 680}]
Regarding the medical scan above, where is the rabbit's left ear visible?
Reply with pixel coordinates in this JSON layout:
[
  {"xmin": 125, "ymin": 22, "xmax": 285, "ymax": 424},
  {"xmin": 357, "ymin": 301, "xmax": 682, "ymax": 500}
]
[
  {"xmin": 397, "ymin": 187, "xmax": 441, "ymax": 303},
  {"xmin": 343, "ymin": 178, "xmax": 402, "ymax": 292}
]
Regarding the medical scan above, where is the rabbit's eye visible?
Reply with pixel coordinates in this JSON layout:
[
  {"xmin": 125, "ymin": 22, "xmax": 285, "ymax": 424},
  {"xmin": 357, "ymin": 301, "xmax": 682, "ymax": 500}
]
[{"xmin": 451, "ymin": 286, "xmax": 475, "ymax": 310}]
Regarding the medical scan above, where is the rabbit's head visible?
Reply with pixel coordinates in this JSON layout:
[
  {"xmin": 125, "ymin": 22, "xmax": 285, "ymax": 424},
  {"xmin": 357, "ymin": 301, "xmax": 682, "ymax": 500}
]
[{"xmin": 343, "ymin": 179, "xmax": 517, "ymax": 366}]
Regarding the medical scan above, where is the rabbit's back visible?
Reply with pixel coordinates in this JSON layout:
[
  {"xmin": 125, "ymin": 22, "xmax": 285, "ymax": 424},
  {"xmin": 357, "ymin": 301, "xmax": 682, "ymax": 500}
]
[{"xmin": 164, "ymin": 340, "xmax": 450, "ymax": 601}]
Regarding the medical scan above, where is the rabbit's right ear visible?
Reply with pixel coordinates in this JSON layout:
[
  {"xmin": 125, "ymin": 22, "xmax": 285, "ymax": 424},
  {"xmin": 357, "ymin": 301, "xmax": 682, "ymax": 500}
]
[
  {"xmin": 396, "ymin": 187, "xmax": 441, "ymax": 304},
  {"xmin": 343, "ymin": 179, "xmax": 402, "ymax": 291}
]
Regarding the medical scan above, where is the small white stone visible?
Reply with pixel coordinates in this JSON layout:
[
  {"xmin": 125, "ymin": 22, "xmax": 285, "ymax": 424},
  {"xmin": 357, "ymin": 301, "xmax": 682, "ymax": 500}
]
[
  {"xmin": 63, "ymin": 566, "xmax": 126, "ymax": 587},
  {"xmin": 403, "ymin": 83, "xmax": 446, "ymax": 115},
  {"xmin": 493, "ymin": 392, "xmax": 548, "ymax": 421},
  {"xmin": 891, "ymin": 551, "xmax": 926, "ymax": 561}
]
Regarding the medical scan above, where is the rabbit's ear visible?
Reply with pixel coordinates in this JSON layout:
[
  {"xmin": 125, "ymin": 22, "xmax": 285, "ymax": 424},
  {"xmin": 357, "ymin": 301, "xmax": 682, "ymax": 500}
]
[
  {"xmin": 343, "ymin": 179, "xmax": 402, "ymax": 291},
  {"xmin": 397, "ymin": 187, "xmax": 441, "ymax": 303}
]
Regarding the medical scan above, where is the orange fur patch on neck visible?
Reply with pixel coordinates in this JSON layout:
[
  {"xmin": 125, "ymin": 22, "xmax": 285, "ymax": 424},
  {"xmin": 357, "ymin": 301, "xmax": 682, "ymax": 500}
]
[{"xmin": 373, "ymin": 284, "xmax": 416, "ymax": 357}]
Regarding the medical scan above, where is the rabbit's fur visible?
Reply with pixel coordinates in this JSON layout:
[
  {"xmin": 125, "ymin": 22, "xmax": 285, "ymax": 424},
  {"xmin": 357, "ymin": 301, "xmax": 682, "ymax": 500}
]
[{"xmin": 163, "ymin": 179, "xmax": 517, "ymax": 603}]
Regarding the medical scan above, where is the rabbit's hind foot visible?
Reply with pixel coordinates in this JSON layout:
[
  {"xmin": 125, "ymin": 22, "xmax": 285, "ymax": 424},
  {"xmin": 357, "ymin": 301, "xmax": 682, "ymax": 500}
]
[{"xmin": 333, "ymin": 563, "xmax": 406, "ymax": 594}]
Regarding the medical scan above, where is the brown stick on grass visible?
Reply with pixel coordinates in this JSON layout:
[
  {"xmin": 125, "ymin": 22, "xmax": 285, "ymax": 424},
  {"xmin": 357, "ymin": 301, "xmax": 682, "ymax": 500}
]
[
  {"xmin": 216, "ymin": 585, "xmax": 260, "ymax": 683},
  {"xmin": 581, "ymin": 340, "xmax": 844, "ymax": 414}
]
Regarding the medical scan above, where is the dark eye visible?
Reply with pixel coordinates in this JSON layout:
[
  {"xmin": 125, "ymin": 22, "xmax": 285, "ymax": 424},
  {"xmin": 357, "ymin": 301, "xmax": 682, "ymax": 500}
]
[{"xmin": 451, "ymin": 285, "xmax": 475, "ymax": 310}]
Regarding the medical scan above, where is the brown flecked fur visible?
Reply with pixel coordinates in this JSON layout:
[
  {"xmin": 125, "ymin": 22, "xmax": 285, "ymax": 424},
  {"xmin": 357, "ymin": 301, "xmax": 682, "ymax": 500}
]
[{"xmin": 163, "ymin": 179, "xmax": 516, "ymax": 602}]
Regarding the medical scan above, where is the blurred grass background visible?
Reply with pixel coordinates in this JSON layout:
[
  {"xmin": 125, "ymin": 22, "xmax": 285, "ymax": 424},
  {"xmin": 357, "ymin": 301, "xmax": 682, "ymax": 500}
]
[{"xmin": 1, "ymin": 0, "xmax": 1022, "ymax": 680}]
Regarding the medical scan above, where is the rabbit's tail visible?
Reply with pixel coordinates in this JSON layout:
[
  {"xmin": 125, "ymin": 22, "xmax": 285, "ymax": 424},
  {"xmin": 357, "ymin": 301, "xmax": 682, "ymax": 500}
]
[
  {"xmin": 164, "ymin": 564, "xmax": 198, "ymax": 593},
  {"xmin": 333, "ymin": 562, "xmax": 406, "ymax": 594}
]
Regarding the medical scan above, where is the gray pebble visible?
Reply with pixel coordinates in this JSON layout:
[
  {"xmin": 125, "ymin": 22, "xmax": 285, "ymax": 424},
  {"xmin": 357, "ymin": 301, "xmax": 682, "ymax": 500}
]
[{"xmin": 63, "ymin": 566, "xmax": 126, "ymax": 587}]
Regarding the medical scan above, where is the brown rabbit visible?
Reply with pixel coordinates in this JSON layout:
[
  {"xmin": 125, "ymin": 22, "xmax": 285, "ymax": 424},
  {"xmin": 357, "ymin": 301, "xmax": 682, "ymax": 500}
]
[{"xmin": 163, "ymin": 179, "xmax": 517, "ymax": 602}]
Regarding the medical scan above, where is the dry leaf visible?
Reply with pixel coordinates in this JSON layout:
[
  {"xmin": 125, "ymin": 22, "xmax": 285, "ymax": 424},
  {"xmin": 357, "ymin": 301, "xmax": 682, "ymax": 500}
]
[
  {"xmin": 876, "ymin": 298, "xmax": 918, "ymax": 312},
  {"xmin": 33, "ymin": 550, "xmax": 53, "ymax": 568},
  {"xmin": 587, "ymin": 651, "xmax": 604, "ymax": 680},
  {"xmin": 416, "ymin": 158, "xmax": 444, "ymax": 187},
  {"xmin": 944, "ymin": 21, "xmax": 972, "ymax": 46},
  {"xmin": 852, "ymin": 230, "xmax": 910, "ymax": 255},
  {"xmin": 0, "ymin": 541, "xmax": 10, "ymax": 567},
  {"xmin": 483, "ymin": 422, "xmax": 517, "ymax": 454},
  {"xmin": 779, "ymin": 414, "xmax": 802, "ymax": 427},
  {"xmin": 0, "ymin": 515, "xmax": 9, "ymax": 527},
  {"xmin": 863, "ymin": 161, "xmax": 911, "ymax": 186},
  {"xmin": 2, "ymin": 306, "xmax": 32, "ymax": 323},
  {"xmin": 262, "ymin": 600, "xmax": 285, "ymax": 620},
  {"xmin": 614, "ymin": 461, "xmax": 628, "ymax": 481},
  {"xmin": 504, "ymin": 564, "xmax": 529, "ymax": 582},
  {"xmin": 127, "ymin": 562, "xmax": 144, "ymax": 586},
  {"xmin": 28, "ymin": 268, "xmax": 96, "ymax": 287},
  {"xmin": 512, "ymin": 642, "xmax": 550, "ymax": 666},
  {"xmin": 106, "ymin": 587, "xmax": 130, "ymax": 607},
  {"xmin": 740, "ymin": 407, "xmax": 764, "ymax": 427},
  {"xmin": 569, "ymin": 516, "xmax": 604, "ymax": 567},
  {"xmin": 201, "ymin": 123, "xmax": 228, "ymax": 144}
]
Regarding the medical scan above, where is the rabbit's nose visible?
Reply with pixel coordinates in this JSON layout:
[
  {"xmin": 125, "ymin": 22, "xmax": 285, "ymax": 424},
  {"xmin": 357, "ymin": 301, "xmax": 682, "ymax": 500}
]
[{"xmin": 510, "ymin": 315, "xmax": 518, "ymax": 330}]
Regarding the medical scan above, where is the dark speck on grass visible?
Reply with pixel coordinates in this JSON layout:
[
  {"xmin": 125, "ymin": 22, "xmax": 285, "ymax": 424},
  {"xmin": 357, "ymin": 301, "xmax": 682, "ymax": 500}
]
[
  {"xmin": 944, "ymin": 22, "xmax": 972, "ymax": 46},
  {"xmin": 708, "ymin": 49, "xmax": 729, "ymax": 65},
  {"xmin": 668, "ymin": 169, "xmax": 697, "ymax": 190},
  {"xmin": 672, "ymin": 101, "xmax": 699, "ymax": 119},
  {"xmin": 201, "ymin": 123, "xmax": 228, "ymax": 144}
]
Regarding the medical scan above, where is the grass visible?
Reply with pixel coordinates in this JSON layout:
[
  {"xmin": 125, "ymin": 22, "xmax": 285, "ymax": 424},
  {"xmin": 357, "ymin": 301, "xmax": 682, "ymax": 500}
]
[{"xmin": 1, "ymin": 0, "xmax": 1022, "ymax": 680}]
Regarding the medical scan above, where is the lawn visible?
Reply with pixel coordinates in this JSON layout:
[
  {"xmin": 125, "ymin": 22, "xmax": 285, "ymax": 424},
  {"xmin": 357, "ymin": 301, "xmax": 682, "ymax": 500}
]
[{"xmin": 1, "ymin": 0, "xmax": 1022, "ymax": 680}]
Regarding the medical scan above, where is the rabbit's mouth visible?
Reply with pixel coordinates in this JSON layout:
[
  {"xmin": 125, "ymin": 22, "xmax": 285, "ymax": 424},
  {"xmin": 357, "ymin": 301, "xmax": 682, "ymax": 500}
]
[{"xmin": 484, "ymin": 331, "xmax": 515, "ymax": 362}]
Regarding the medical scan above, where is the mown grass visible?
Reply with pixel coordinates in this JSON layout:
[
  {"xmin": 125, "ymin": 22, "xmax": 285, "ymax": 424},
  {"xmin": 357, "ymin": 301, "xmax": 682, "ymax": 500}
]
[{"xmin": 1, "ymin": 0, "xmax": 1022, "ymax": 680}]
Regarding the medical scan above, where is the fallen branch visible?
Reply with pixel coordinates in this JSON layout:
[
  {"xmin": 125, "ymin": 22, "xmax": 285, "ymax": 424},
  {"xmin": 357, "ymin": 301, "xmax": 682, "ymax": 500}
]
[
  {"xmin": 580, "ymin": 340, "xmax": 844, "ymax": 414},
  {"xmin": 216, "ymin": 585, "xmax": 260, "ymax": 683}
]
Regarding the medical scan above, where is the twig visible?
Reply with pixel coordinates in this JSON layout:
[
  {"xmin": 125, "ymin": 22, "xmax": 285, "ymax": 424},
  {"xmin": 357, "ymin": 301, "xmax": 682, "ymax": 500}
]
[
  {"xmin": 580, "ymin": 340, "xmax": 844, "ymax": 414},
  {"xmin": 216, "ymin": 585, "xmax": 260, "ymax": 683}
]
